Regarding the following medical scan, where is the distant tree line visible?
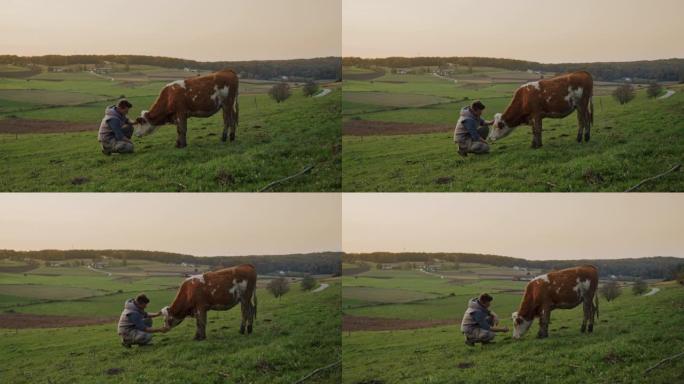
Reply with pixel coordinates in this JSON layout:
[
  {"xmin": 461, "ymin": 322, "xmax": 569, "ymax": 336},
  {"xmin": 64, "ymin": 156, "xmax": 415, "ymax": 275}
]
[
  {"xmin": 343, "ymin": 252, "xmax": 684, "ymax": 280},
  {"xmin": 0, "ymin": 249, "xmax": 341, "ymax": 276},
  {"xmin": 0, "ymin": 55, "xmax": 342, "ymax": 81},
  {"xmin": 343, "ymin": 56, "xmax": 684, "ymax": 82}
]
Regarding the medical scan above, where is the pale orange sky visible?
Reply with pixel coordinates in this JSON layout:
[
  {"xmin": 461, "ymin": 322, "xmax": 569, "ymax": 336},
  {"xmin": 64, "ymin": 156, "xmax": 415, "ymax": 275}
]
[
  {"xmin": 0, "ymin": 194, "xmax": 341, "ymax": 256},
  {"xmin": 342, "ymin": 194, "xmax": 684, "ymax": 260},
  {"xmin": 343, "ymin": 0, "xmax": 684, "ymax": 62},
  {"xmin": 0, "ymin": 0, "xmax": 341, "ymax": 61}
]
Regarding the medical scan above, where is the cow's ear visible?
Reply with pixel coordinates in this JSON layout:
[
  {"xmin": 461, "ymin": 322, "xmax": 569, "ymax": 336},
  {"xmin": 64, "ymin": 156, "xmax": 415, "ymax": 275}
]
[
  {"xmin": 515, "ymin": 317, "xmax": 523, "ymax": 325},
  {"xmin": 135, "ymin": 117, "xmax": 145, "ymax": 124},
  {"xmin": 497, "ymin": 121, "xmax": 505, "ymax": 129}
]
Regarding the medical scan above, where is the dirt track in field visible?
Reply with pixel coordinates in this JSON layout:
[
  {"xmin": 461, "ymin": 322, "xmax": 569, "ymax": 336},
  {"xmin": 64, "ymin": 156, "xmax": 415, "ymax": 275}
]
[
  {"xmin": 0, "ymin": 118, "xmax": 94, "ymax": 134},
  {"xmin": 342, "ymin": 315, "xmax": 455, "ymax": 332},
  {"xmin": 0, "ymin": 313, "xmax": 115, "ymax": 329},
  {"xmin": 343, "ymin": 120, "xmax": 452, "ymax": 136}
]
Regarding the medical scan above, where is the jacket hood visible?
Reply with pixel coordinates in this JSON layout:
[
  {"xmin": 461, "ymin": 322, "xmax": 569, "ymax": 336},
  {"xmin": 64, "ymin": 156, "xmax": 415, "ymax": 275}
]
[
  {"xmin": 105, "ymin": 105, "xmax": 123, "ymax": 118},
  {"xmin": 467, "ymin": 298, "xmax": 488, "ymax": 312},
  {"xmin": 124, "ymin": 298, "xmax": 143, "ymax": 313},
  {"xmin": 460, "ymin": 106, "xmax": 477, "ymax": 120}
]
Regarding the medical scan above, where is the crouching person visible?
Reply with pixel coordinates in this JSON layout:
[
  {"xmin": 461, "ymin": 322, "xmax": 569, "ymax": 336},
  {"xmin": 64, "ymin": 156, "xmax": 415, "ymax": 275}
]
[
  {"xmin": 98, "ymin": 99, "xmax": 135, "ymax": 155},
  {"xmin": 117, "ymin": 293, "xmax": 168, "ymax": 348},
  {"xmin": 460, "ymin": 293, "xmax": 509, "ymax": 346},
  {"xmin": 453, "ymin": 100, "xmax": 493, "ymax": 157}
]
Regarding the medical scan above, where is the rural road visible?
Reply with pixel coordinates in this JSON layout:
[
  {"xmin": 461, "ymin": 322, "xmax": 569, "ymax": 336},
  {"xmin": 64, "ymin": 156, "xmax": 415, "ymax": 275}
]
[
  {"xmin": 643, "ymin": 287, "xmax": 660, "ymax": 296},
  {"xmin": 313, "ymin": 88, "xmax": 332, "ymax": 98},
  {"xmin": 658, "ymin": 90, "xmax": 675, "ymax": 100},
  {"xmin": 312, "ymin": 283, "xmax": 329, "ymax": 293}
]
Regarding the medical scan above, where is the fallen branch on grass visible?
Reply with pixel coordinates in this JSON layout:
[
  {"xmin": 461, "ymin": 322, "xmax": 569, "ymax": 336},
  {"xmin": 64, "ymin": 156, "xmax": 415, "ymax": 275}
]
[
  {"xmin": 625, "ymin": 163, "xmax": 681, "ymax": 192},
  {"xmin": 293, "ymin": 359, "xmax": 341, "ymax": 384},
  {"xmin": 644, "ymin": 351, "xmax": 684, "ymax": 374},
  {"xmin": 258, "ymin": 164, "xmax": 314, "ymax": 192}
]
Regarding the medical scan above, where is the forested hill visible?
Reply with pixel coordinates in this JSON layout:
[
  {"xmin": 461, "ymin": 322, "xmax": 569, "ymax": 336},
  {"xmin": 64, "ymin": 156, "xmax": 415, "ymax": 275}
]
[
  {"xmin": 342, "ymin": 56, "xmax": 684, "ymax": 82},
  {"xmin": 0, "ymin": 249, "xmax": 341, "ymax": 276},
  {"xmin": 343, "ymin": 252, "xmax": 684, "ymax": 280},
  {"xmin": 0, "ymin": 55, "xmax": 342, "ymax": 81}
]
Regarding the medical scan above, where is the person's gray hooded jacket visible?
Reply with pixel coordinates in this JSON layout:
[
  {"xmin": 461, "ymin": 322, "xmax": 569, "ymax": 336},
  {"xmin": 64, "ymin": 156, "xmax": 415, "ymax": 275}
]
[
  {"xmin": 98, "ymin": 105, "xmax": 129, "ymax": 142},
  {"xmin": 460, "ymin": 298, "xmax": 492, "ymax": 332},
  {"xmin": 454, "ymin": 106, "xmax": 486, "ymax": 143},
  {"xmin": 117, "ymin": 299, "xmax": 148, "ymax": 334}
]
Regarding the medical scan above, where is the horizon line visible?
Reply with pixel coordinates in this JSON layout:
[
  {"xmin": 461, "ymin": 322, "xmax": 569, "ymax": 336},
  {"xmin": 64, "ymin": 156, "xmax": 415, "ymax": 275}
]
[{"xmin": 342, "ymin": 55, "xmax": 684, "ymax": 65}]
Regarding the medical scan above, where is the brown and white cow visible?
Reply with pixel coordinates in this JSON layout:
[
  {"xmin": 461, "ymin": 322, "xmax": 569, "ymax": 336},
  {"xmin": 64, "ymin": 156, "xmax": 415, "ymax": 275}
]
[
  {"xmin": 512, "ymin": 265, "xmax": 598, "ymax": 339},
  {"xmin": 160, "ymin": 264, "xmax": 257, "ymax": 340},
  {"xmin": 133, "ymin": 69, "xmax": 239, "ymax": 148},
  {"xmin": 488, "ymin": 71, "xmax": 594, "ymax": 148}
]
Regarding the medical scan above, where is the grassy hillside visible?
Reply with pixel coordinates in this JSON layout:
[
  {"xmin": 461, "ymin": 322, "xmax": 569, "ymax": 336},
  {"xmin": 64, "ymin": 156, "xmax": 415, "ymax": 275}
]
[
  {"xmin": 342, "ymin": 262, "xmax": 684, "ymax": 384},
  {"xmin": 342, "ymin": 67, "xmax": 683, "ymax": 191},
  {"xmin": 0, "ymin": 70, "xmax": 341, "ymax": 191},
  {"xmin": 0, "ymin": 260, "xmax": 341, "ymax": 383}
]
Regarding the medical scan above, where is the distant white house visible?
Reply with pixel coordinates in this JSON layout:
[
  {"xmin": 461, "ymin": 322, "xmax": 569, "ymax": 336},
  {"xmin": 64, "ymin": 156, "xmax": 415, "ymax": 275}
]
[{"xmin": 381, "ymin": 264, "xmax": 393, "ymax": 270}]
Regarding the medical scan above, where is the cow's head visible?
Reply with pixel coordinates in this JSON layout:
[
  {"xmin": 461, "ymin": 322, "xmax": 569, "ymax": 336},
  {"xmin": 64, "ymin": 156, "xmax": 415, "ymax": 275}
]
[
  {"xmin": 511, "ymin": 311, "xmax": 533, "ymax": 339},
  {"xmin": 487, "ymin": 113, "xmax": 514, "ymax": 142},
  {"xmin": 160, "ymin": 306, "xmax": 184, "ymax": 329},
  {"xmin": 133, "ymin": 111, "xmax": 159, "ymax": 137}
]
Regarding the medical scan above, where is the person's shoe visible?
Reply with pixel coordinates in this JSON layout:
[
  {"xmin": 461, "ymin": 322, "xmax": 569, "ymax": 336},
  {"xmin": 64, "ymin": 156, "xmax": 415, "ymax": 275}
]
[
  {"xmin": 465, "ymin": 340, "xmax": 475, "ymax": 347},
  {"xmin": 121, "ymin": 341, "xmax": 131, "ymax": 348}
]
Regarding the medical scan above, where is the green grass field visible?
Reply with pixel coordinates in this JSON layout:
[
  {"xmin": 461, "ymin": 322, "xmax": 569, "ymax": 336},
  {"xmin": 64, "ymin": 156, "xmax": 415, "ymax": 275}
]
[
  {"xmin": 0, "ymin": 70, "xmax": 341, "ymax": 191},
  {"xmin": 342, "ymin": 67, "xmax": 684, "ymax": 191},
  {"xmin": 0, "ymin": 261, "xmax": 341, "ymax": 383},
  {"xmin": 342, "ymin": 262, "xmax": 684, "ymax": 384}
]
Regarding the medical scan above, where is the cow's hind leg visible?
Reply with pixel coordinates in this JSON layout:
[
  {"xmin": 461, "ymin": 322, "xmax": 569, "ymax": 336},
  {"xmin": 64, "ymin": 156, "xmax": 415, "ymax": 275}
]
[
  {"xmin": 239, "ymin": 299, "xmax": 247, "ymax": 334},
  {"xmin": 576, "ymin": 109, "xmax": 586, "ymax": 143},
  {"xmin": 221, "ymin": 105, "xmax": 236, "ymax": 142},
  {"xmin": 194, "ymin": 308, "xmax": 207, "ymax": 340},
  {"xmin": 175, "ymin": 115, "xmax": 188, "ymax": 148},
  {"xmin": 581, "ymin": 299, "xmax": 591, "ymax": 333}
]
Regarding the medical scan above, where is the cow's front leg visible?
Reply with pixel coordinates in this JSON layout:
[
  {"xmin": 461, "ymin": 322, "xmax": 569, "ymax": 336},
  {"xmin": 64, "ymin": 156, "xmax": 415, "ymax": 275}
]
[
  {"xmin": 531, "ymin": 117, "xmax": 543, "ymax": 149},
  {"xmin": 175, "ymin": 115, "xmax": 188, "ymax": 148},
  {"xmin": 537, "ymin": 308, "xmax": 550, "ymax": 338},
  {"xmin": 194, "ymin": 308, "xmax": 207, "ymax": 340}
]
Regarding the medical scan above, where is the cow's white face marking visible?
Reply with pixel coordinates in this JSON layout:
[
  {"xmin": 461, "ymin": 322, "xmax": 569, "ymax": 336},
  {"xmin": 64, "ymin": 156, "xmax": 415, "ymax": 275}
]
[
  {"xmin": 133, "ymin": 110, "xmax": 159, "ymax": 137},
  {"xmin": 511, "ymin": 311, "xmax": 533, "ymax": 339},
  {"xmin": 160, "ymin": 305, "xmax": 183, "ymax": 328},
  {"xmin": 488, "ymin": 112, "xmax": 514, "ymax": 141}
]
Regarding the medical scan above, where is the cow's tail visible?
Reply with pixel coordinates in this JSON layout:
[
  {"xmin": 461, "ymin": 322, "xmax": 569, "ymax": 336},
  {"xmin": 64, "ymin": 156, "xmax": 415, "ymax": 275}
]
[{"xmin": 589, "ymin": 96, "xmax": 594, "ymax": 127}]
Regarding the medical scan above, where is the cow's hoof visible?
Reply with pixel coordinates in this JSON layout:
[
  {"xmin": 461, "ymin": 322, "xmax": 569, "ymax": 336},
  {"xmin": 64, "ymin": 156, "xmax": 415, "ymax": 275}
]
[
  {"xmin": 194, "ymin": 336, "xmax": 206, "ymax": 341},
  {"xmin": 584, "ymin": 133, "xmax": 591, "ymax": 142},
  {"xmin": 176, "ymin": 142, "xmax": 187, "ymax": 149},
  {"xmin": 247, "ymin": 325, "xmax": 253, "ymax": 334},
  {"xmin": 221, "ymin": 134, "xmax": 227, "ymax": 142},
  {"xmin": 239, "ymin": 325, "xmax": 245, "ymax": 335},
  {"xmin": 229, "ymin": 133, "xmax": 235, "ymax": 142},
  {"xmin": 577, "ymin": 135, "xmax": 583, "ymax": 143},
  {"xmin": 588, "ymin": 324, "xmax": 594, "ymax": 333}
]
